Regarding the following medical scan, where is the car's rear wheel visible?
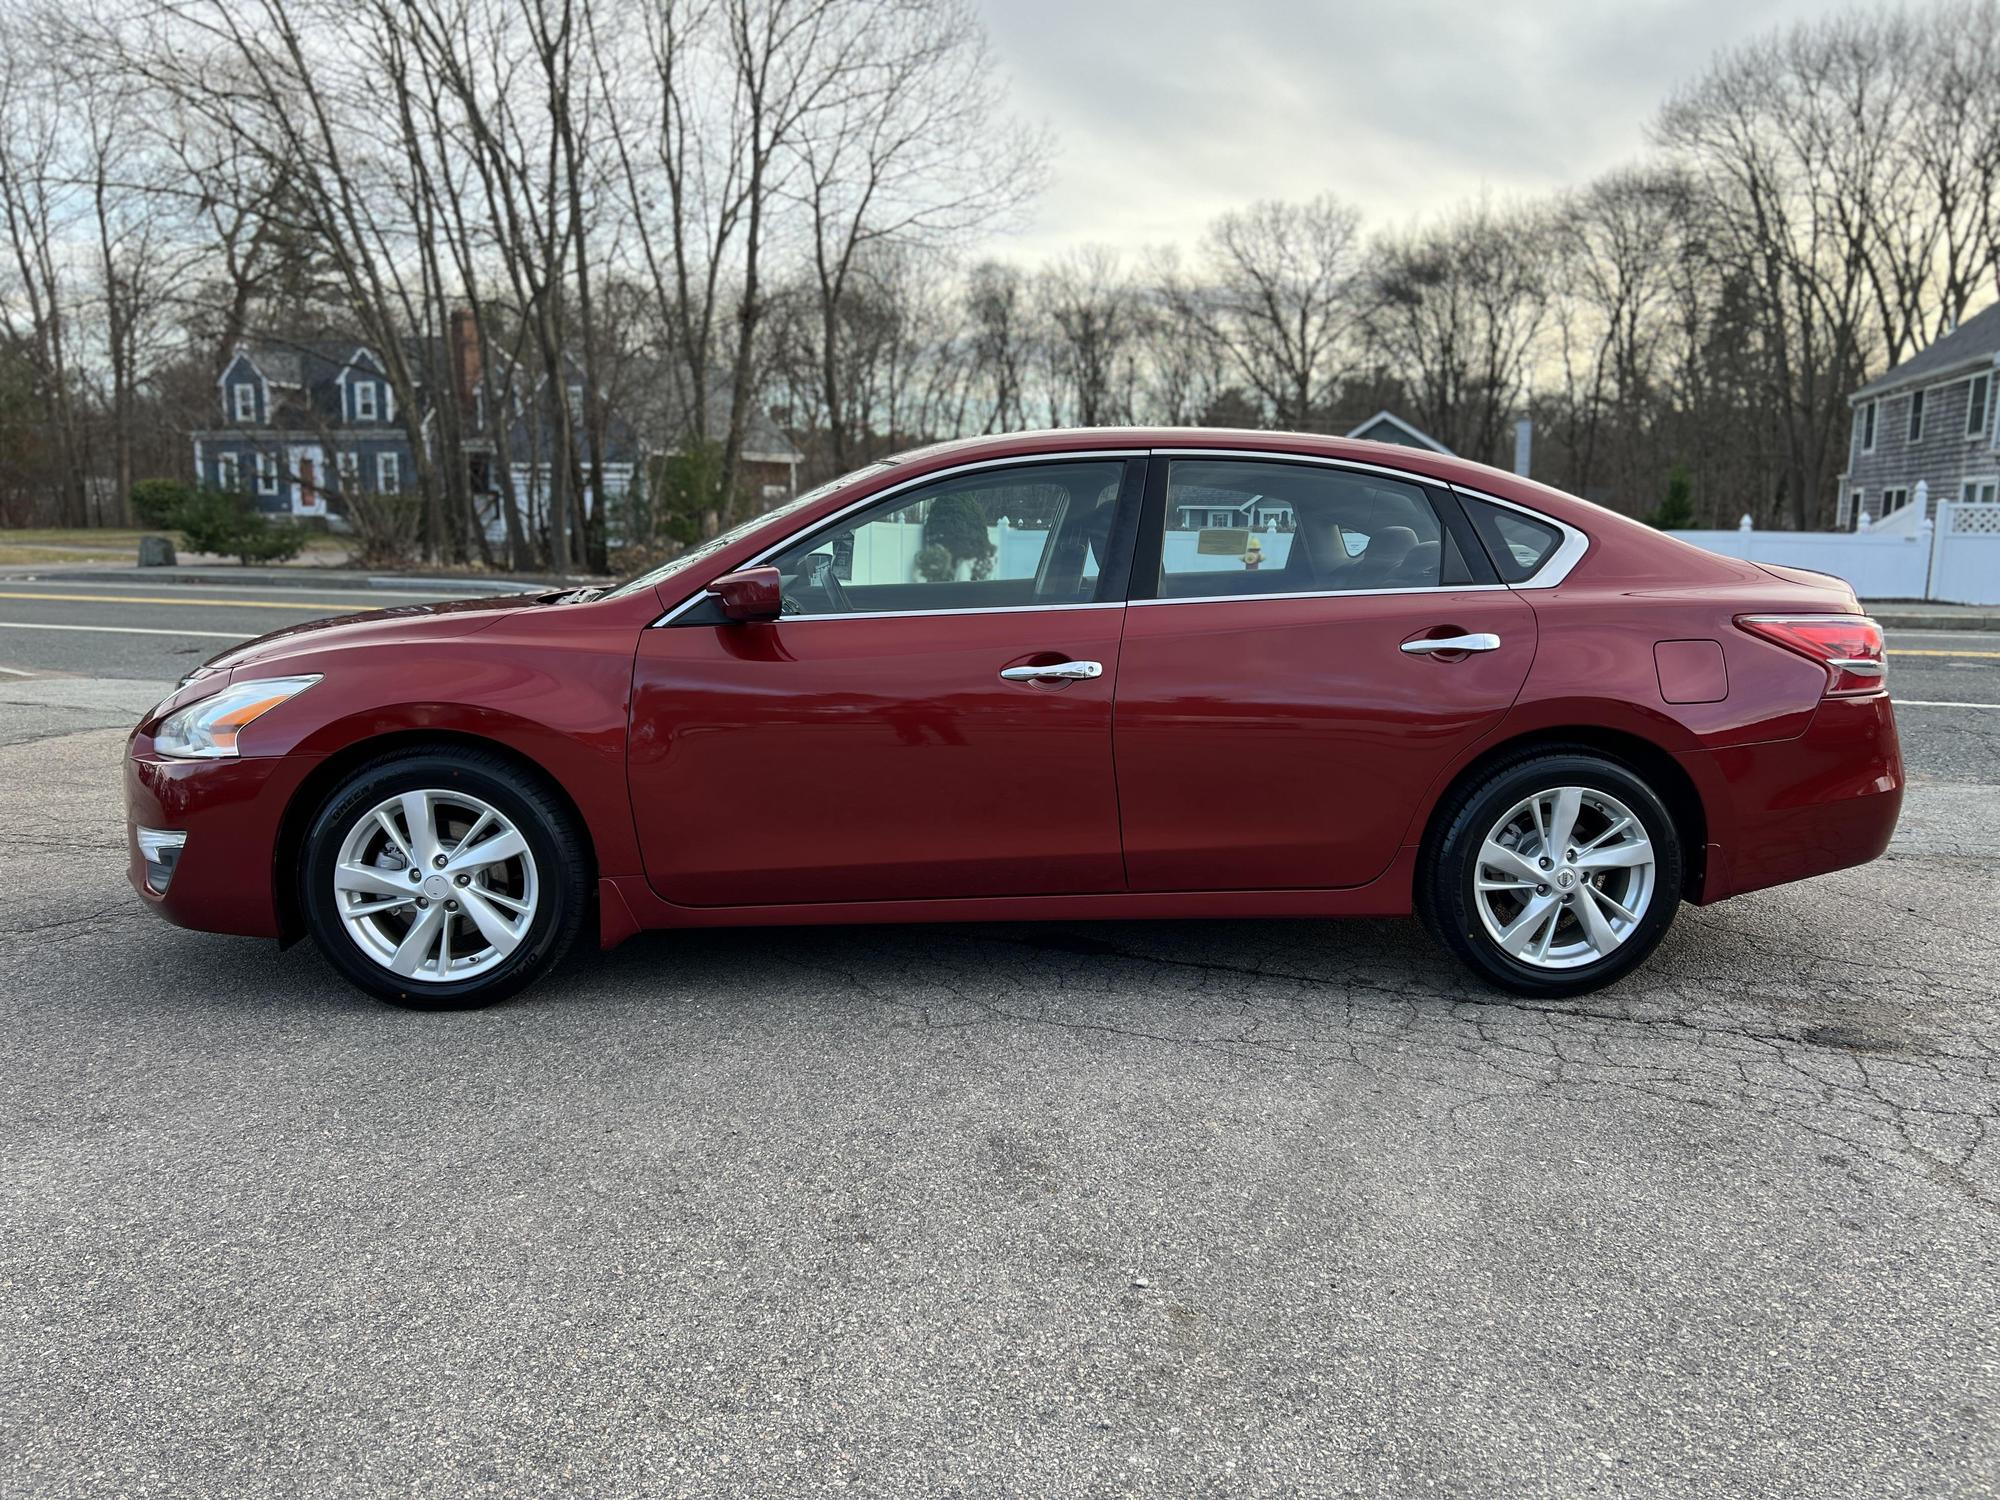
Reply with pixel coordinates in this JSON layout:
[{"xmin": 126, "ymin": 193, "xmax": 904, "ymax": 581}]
[
  {"xmin": 1418, "ymin": 749, "xmax": 1684, "ymax": 997},
  {"xmin": 299, "ymin": 748, "xmax": 588, "ymax": 1009}
]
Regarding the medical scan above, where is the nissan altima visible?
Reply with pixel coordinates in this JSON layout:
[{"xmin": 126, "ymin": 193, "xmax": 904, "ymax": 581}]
[{"xmin": 126, "ymin": 429, "xmax": 1902, "ymax": 1008}]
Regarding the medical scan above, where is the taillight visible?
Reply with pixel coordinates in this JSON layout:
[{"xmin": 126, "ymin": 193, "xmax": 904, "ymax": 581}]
[{"xmin": 1736, "ymin": 613, "xmax": 1886, "ymax": 696}]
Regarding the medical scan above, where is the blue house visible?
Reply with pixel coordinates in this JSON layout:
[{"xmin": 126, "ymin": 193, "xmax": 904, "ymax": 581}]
[{"xmin": 192, "ymin": 341, "xmax": 420, "ymax": 518}]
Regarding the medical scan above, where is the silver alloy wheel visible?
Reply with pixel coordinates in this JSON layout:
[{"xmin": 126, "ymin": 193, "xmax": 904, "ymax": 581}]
[
  {"xmin": 1472, "ymin": 785, "xmax": 1657, "ymax": 971},
  {"xmin": 331, "ymin": 789, "xmax": 539, "ymax": 984}
]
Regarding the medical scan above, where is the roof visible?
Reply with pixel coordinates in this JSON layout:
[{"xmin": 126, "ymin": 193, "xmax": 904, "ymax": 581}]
[
  {"xmin": 1343, "ymin": 409, "xmax": 1452, "ymax": 454},
  {"xmin": 233, "ymin": 339, "xmax": 394, "ymax": 391},
  {"xmin": 1853, "ymin": 299, "xmax": 2000, "ymax": 400}
]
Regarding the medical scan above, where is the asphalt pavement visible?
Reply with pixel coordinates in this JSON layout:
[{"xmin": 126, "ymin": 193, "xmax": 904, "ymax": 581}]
[{"xmin": 1, "ymin": 573, "xmax": 1996, "ymax": 1498}]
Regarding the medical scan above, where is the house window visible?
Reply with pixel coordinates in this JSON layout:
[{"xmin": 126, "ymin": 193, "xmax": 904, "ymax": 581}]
[
  {"xmin": 1963, "ymin": 479, "xmax": 1998, "ymax": 505},
  {"xmin": 233, "ymin": 383, "xmax": 256, "ymax": 423},
  {"xmin": 1882, "ymin": 486, "xmax": 1909, "ymax": 515},
  {"xmin": 1908, "ymin": 388, "xmax": 1926, "ymax": 442},
  {"xmin": 1861, "ymin": 400, "xmax": 1877, "ymax": 453},
  {"xmin": 377, "ymin": 452, "xmax": 402, "ymax": 493},
  {"xmin": 336, "ymin": 453, "xmax": 360, "ymax": 492},
  {"xmin": 217, "ymin": 453, "xmax": 241, "ymax": 492},
  {"xmin": 567, "ymin": 384, "xmax": 585, "ymax": 427},
  {"xmin": 1971, "ymin": 373, "xmax": 1994, "ymax": 439},
  {"xmin": 353, "ymin": 381, "xmax": 378, "ymax": 421},
  {"xmin": 1850, "ymin": 489, "xmax": 1865, "ymax": 529},
  {"xmin": 255, "ymin": 453, "xmax": 278, "ymax": 496}
]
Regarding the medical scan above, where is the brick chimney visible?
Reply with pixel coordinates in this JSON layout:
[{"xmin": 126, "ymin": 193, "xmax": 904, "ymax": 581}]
[{"xmin": 448, "ymin": 307, "xmax": 481, "ymax": 416}]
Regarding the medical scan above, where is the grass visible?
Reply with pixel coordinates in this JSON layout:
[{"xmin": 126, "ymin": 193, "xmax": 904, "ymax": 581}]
[
  {"xmin": 0, "ymin": 527, "xmax": 348, "ymax": 556},
  {"xmin": 0, "ymin": 546, "xmax": 110, "ymax": 565}
]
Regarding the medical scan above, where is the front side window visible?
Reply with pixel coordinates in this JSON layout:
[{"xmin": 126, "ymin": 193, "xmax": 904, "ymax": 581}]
[
  {"xmin": 1963, "ymin": 479, "xmax": 1997, "ymax": 505},
  {"xmin": 1909, "ymin": 388, "xmax": 1926, "ymax": 442},
  {"xmin": 1883, "ymin": 486, "xmax": 1910, "ymax": 514},
  {"xmin": 255, "ymin": 453, "xmax": 278, "ymax": 495},
  {"xmin": 768, "ymin": 461, "xmax": 1128, "ymax": 616},
  {"xmin": 1862, "ymin": 400, "xmax": 1878, "ymax": 452},
  {"xmin": 352, "ymin": 381, "xmax": 378, "ymax": 421},
  {"xmin": 1970, "ymin": 373, "xmax": 1993, "ymax": 439},
  {"xmin": 217, "ymin": 453, "xmax": 241, "ymax": 492},
  {"xmin": 1154, "ymin": 460, "xmax": 1471, "ymax": 598},
  {"xmin": 233, "ymin": 383, "xmax": 256, "ymax": 422},
  {"xmin": 337, "ymin": 452, "xmax": 360, "ymax": 492},
  {"xmin": 377, "ymin": 452, "xmax": 402, "ymax": 493}
]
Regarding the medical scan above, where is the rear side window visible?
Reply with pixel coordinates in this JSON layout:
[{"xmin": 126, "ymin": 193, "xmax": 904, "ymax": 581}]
[
  {"xmin": 1155, "ymin": 459, "xmax": 1474, "ymax": 599},
  {"xmin": 1461, "ymin": 496, "xmax": 1563, "ymax": 583}
]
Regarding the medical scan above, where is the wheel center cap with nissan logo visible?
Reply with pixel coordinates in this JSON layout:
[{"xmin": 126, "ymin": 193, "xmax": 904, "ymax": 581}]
[{"xmin": 1555, "ymin": 869, "xmax": 1576, "ymax": 891}]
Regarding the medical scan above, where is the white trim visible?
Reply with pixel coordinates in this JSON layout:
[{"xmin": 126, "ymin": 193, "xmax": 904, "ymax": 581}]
[
  {"xmin": 1446, "ymin": 482, "xmax": 1591, "ymax": 589},
  {"xmin": 232, "ymin": 381, "xmax": 257, "ymax": 423},
  {"xmin": 1860, "ymin": 399, "xmax": 1878, "ymax": 454},
  {"xmin": 216, "ymin": 451, "xmax": 241, "ymax": 492},
  {"xmin": 1343, "ymin": 409, "xmax": 1452, "ymax": 454},
  {"xmin": 1970, "ymin": 370, "xmax": 1995, "ymax": 441},
  {"xmin": 1908, "ymin": 386, "xmax": 1927, "ymax": 443},
  {"xmin": 336, "ymin": 452, "xmax": 361, "ymax": 493},
  {"xmin": 254, "ymin": 452, "xmax": 278, "ymax": 497},
  {"xmin": 376, "ymin": 450, "xmax": 402, "ymax": 493},
  {"xmin": 287, "ymin": 445, "xmax": 326, "ymax": 515},
  {"xmin": 351, "ymin": 380, "xmax": 378, "ymax": 422}
]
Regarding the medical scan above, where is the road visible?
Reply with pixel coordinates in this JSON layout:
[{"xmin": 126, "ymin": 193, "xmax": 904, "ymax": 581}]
[{"xmin": 1, "ymin": 573, "xmax": 1996, "ymax": 1499}]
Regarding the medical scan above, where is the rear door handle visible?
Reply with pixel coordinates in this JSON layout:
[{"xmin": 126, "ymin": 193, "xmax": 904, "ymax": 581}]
[
  {"xmin": 1400, "ymin": 633, "xmax": 1501, "ymax": 655},
  {"xmin": 1000, "ymin": 660, "xmax": 1104, "ymax": 682}
]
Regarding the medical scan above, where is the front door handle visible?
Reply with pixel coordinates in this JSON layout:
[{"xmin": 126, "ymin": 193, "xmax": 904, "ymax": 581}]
[
  {"xmin": 1400, "ymin": 633, "xmax": 1502, "ymax": 655},
  {"xmin": 1000, "ymin": 660, "xmax": 1104, "ymax": 683}
]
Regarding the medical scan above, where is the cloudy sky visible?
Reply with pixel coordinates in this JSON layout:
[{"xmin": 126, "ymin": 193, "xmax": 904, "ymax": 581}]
[{"xmin": 972, "ymin": 0, "xmax": 1841, "ymax": 262}]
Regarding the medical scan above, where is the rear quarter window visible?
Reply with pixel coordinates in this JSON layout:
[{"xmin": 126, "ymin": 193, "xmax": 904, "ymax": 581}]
[{"xmin": 1461, "ymin": 496, "xmax": 1563, "ymax": 582}]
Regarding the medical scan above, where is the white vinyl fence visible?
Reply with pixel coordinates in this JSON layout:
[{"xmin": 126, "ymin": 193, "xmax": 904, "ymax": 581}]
[{"xmin": 1670, "ymin": 499, "xmax": 2000, "ymax": 605}]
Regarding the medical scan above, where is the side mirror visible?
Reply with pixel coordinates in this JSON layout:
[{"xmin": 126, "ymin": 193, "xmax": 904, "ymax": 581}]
[{"xmin": 705, "ymin": 565, "xmax": 783, "ymax": 622}]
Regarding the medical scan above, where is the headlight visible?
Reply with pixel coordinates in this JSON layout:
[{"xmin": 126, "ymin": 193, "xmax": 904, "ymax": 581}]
[{"xmin": 154, "ymin": 675, "xmax": 321, "ymax": 759}]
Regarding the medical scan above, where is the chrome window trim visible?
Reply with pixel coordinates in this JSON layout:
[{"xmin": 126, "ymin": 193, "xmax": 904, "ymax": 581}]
[
  {"xmin": 1129, "ymin": 584, "xmax": 1510, "ymax": 609},
  {"xmin": 768, "ymin": 601, "xmax": 1126, "ymax": 624},
  {"xmin": 1446, "ymin": 482, "xmax": 1591, "ymax": 589},
  {"xmin": 649, "ymin": 449, "xmax": 1146, "ymax": 626}
]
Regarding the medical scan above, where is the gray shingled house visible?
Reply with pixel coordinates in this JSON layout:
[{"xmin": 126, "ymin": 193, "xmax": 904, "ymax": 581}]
[{"xmin": 1838, "ymin": 301, "xmax": 2000, "ymax": 529}]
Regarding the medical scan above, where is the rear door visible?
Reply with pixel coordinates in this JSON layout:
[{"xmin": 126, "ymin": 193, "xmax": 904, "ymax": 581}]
[
  {"xmin": 1113, "ymin": 454, "xmax": 1538, "ymax": 891},
  {"xmin": 629, "ymin": 456, "xmax": 1145, "ymax": 907}
]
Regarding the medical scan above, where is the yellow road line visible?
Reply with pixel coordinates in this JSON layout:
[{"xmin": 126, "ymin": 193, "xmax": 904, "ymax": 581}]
[
  {"xmin": 1887, "ymin": 647, "xmax": 2000, "ymax": 659},
  {"xmin": 0, "ymin": 589, "xmax": 359, "ymax": 611}
]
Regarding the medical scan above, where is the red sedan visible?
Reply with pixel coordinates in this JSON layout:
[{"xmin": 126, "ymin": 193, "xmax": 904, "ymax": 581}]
[{"xmin": 125, "ymin": 430, "xmax": 1902, "ymax": 1008}]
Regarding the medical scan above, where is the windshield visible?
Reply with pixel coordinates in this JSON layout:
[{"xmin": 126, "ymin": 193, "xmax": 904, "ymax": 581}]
[{"xmin": 600, "ymin": 462, "xmax": 893, "ymax": 601}]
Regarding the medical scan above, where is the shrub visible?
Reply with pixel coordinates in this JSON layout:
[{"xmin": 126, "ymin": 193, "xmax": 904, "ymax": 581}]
[
  {"xmin": 174, "ymin": 488, "xmax": 305, "ymax": 565},
  {"xmin": 129, "ymin": 477, "xmax": 196, "ymax": 529},
  {"xmin": 914, "ymin": 541, "xmax": 955, "ymax": 583},
  {"xmin": 923, "ymin": 493, "xmax": 995, "ymax": 580},
  {"xmin": 1649, "ymin": 464, "xmax": 1697, "ymax": 530},
  {"xmin": 341, "ymin": 489, "xmax": 426, "ymax": 569}
]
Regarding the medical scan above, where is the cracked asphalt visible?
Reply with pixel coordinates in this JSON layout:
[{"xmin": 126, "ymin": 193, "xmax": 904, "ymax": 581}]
[{"xmin": 1, "ymin": 661, "xmax": 1997, "ymax": 1498}]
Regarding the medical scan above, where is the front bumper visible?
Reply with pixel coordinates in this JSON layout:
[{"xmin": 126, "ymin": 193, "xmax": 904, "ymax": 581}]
[
  {"xmin": 124, "ymin": 745, "xmax": 312, "ymax": 938},
  {"xmin": 1691, "ymin": 692, "xmax": 1904, "ymax": 903}
]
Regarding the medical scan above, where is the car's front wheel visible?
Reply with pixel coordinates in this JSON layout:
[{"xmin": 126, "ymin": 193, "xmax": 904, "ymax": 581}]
[
  {"xmin": 299, "ymin": 748, "xmax": 588, "ymax": 1009},
  {"xmin": 1419, "ymin": 749, "xmax": 1684, "ymax": 997}
]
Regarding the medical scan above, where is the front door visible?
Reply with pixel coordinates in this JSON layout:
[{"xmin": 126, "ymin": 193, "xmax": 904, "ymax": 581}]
[
  {"xmin": 288, "ymin": 447, "xmax": 324, "ymax": 517},
  {"xmin": 1113, "ymin": 455, "xmax": 1538, "ymax": 891},
  {"xmin": 628, "ymin": 457, "xmax": 1143, "ymax": 908}
]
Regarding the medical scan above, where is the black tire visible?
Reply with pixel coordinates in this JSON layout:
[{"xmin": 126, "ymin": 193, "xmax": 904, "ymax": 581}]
[
  {"xmin": 1417, "ymin": 748, "xmax": 1684, "ymax": 998},
  {"xmin": 299, "ymin": 747, "xmax": 589, "ymax": 1009}
]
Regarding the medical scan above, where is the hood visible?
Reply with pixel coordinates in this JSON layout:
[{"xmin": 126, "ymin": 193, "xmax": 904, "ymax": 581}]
[{"xmin": 194, "ymin": 591, "xmax": 549, "ymax": 678}]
